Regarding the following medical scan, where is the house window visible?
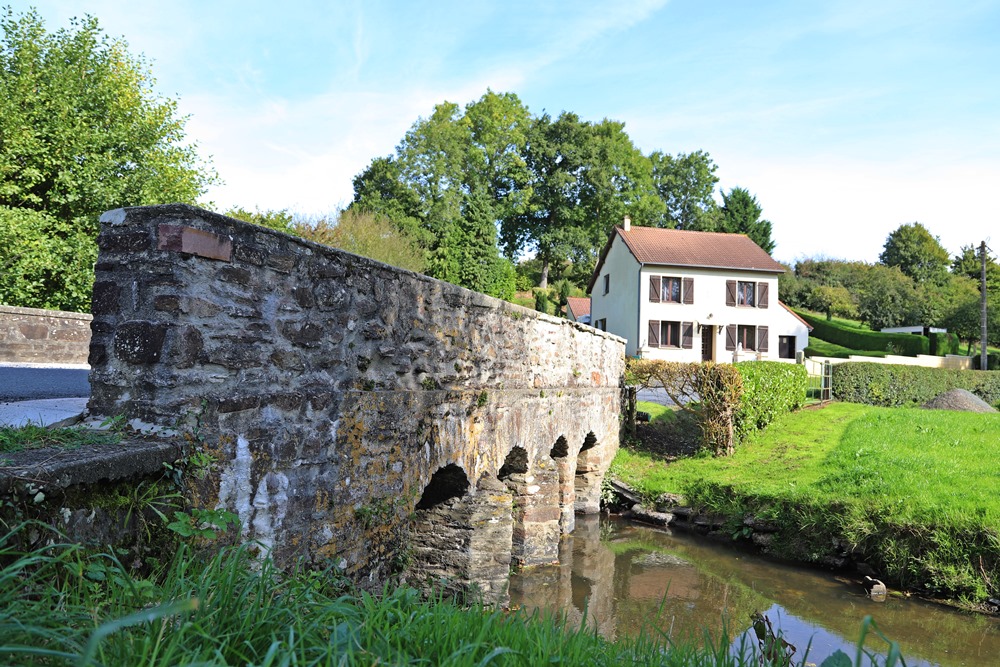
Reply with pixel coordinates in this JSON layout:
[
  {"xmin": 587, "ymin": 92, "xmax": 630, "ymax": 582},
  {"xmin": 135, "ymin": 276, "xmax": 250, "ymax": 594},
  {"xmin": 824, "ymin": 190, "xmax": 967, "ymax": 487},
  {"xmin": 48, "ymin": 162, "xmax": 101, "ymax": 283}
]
[
  {"xmin": 726, "ymin": 280, "xmax": 769, "ymax": 308},
  {"xmin": 595, "ymin": 318, "xmax": 607, "ymax": 331},
  {"xmin": 725, "ymin": 324, "xmax": 769, "ymax": 352},
  {"xmin": 648, "ymin": 276, "xmax": 694, "ymax": 304},
  {"xmin": 603, "ymin": 275, "xmax": 610, "ymax": 295},
  {"xmin": 662, "ymin": 277, "xmax": 681, "ymax": 303},
  {"xmin": 648, "ymin": 320, "xmax": 693, "ymax": 349}
]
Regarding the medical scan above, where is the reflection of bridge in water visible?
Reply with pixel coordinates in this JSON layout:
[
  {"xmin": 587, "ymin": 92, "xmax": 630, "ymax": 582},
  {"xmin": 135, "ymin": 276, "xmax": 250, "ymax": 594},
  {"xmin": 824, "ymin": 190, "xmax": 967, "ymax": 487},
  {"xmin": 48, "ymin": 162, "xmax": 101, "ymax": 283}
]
[{"xmin": 511, "ymin": 517, "xmax": 1000, "ymax": 666}]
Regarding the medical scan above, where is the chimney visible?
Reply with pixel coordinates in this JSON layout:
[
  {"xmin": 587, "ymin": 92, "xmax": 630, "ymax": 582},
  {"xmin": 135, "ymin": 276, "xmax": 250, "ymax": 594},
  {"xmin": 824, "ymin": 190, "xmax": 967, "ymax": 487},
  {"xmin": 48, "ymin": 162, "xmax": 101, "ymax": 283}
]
[{"xmin": 623, "ymin": 214, "xmax": 631, "ymax": 231}]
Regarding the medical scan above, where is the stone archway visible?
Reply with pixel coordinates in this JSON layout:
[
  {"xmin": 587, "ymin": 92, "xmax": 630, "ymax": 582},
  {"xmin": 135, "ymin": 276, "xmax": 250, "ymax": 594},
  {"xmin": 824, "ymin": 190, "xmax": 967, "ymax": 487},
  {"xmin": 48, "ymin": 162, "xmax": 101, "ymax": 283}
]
[
  {"xmin": 549, "ymin": 435, "xmax": 575, "ymax": 533},
  {"xmin": 574, "ymin": 432, "xmax": 602, "ymax": 514},
  {"xmin": 408, "ymin": 464, "xmax": 513, "ymax": 602},
  {"xmin": 499, "ymin": 446, "xmax": 560, "ymax": 566}
]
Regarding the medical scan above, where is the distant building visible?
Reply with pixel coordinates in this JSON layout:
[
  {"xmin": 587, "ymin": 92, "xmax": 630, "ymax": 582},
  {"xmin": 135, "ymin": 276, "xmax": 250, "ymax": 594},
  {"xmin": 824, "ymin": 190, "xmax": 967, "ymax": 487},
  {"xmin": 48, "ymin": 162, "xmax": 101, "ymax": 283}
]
[
  {"xmin": 566, "ymin": 296, "xmax": 591, "ymax": 324},
  {"xmin": 588, "ymin": 219, "xmax": 810, "ymax": 362}
]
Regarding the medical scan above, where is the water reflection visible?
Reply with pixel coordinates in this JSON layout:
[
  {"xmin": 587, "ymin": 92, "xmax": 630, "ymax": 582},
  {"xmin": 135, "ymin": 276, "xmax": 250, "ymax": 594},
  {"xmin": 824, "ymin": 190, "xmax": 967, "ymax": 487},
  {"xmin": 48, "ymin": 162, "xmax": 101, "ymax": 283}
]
[{"xmin": 509, "ymin": 516, "xmax": 1000, "ymax": 666}]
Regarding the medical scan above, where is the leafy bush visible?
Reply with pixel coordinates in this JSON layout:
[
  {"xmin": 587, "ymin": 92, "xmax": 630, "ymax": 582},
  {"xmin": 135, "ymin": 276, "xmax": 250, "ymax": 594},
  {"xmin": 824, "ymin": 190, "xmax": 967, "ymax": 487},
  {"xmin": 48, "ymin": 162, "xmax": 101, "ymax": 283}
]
[
  {"xmin": 972, "ymin": 352, "xmax": 1000, "ymax": 371},
  {"xmin": 832, "ymin": 361, "xmax": 1000, "ymax": 406},
  {"xmin": 930, "ymin": 331, "xmax": 961, "ymax": 356},
  {"xmin": 797, "ymin": 310, "xmax": 929, "ymax": 356},
  {"xmin": 734, "ymin": 361, "xmax": 808, "ymax": 441}
]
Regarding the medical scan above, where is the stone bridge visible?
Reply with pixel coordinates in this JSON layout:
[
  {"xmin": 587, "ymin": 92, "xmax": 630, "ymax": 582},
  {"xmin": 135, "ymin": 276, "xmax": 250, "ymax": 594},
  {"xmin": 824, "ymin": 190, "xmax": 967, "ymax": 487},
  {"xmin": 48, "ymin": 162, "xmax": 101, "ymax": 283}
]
[{"xmin": 88, "ymin": 205, "xmax": 625, "ymax": 599}]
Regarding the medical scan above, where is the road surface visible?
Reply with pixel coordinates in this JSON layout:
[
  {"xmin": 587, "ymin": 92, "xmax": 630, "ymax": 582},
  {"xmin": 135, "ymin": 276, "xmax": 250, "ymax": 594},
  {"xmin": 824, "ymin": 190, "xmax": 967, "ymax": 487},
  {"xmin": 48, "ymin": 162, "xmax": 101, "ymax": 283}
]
[{"xmin": 0, "ymin": 364, "xmax": 91, "ymax": 402}]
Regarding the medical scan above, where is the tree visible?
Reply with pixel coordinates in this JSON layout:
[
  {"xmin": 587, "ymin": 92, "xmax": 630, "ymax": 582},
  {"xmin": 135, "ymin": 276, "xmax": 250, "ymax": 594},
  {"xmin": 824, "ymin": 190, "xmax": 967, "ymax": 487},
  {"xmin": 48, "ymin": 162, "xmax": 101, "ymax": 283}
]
[
  {"xmin": 951, "ymin": 244, "xmax": 1000, "ymax": 293},
  {"xmin": 0, "ymin": 8, "xmax": 214, "ymax": 310},
  {"xmin": 879, "ymin": 222, "xmax": 949, "ymax": 284},
  {"xmin": 225, "ymin": 207, "xmax": 295, "ymax": 234},
  {"xmin": 716, "ymin": 187, "xmax": 775, "ymax": 254},
  {"xmin": 856, "ymin": 265, "xmax": 918, "ymax": 330},
  {"xmin": 301, "ymin": 209, "xmax": 426, "ymax": 273},
  {"xmin": 808, "ymin": 285, "xmax": 857, "ymax": 321},
  {"xmin": 649, "ymin": 150, "xmax": 719, "ymax": 229}
]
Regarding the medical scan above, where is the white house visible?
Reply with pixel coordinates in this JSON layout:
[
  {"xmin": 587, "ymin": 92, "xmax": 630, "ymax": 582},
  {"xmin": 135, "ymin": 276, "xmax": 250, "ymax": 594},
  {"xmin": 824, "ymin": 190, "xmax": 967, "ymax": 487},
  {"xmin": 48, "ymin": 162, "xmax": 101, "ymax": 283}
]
[{"xmin": 587, "ymin": 221, "xmax": 810, "ymax": 362}]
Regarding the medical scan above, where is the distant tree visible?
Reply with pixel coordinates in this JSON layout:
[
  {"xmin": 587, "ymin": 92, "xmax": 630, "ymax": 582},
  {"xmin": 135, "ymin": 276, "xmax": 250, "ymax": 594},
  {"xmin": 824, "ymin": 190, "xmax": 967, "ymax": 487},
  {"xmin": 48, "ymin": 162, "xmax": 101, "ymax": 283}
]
[
  {"xmin": 649, "ymin": 150, "xmax": 720, "ymax": 229},
  {"xmin": 716, "ymin": 187, "xmax": 775, "ymax": 254},
  {"xmin": 856, "ymin": 265, "xmax": 918, "ymax": 330},
  {"xmin": 299, "ymin": 209, "xmax": 426, "ymax": 273},
  {"xmin": 808, "ymin": 285, "xmax": 857, "ymax": 321},
  {"xmin": 0, "ymin": 8, "xmax": 214, "ymax": 310},
  {"xmin": 951, "ymin": 244, "xmax": 1000, "ymax": 293},
  {"xmin": 225, "ymin": 207, "xmax": 295, "ymax": 234},
  {"xmin": 879, "ymin": 222, "xmax": 949, "ymax": 284}
]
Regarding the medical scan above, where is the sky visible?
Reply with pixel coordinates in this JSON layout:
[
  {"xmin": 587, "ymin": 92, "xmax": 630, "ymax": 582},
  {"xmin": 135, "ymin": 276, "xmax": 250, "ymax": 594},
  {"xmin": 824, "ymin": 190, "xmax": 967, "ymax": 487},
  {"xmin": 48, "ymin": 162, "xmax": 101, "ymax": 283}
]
[{"xmin": 19, "ymin": 0, "xmax": 1000, "ymax": 265}]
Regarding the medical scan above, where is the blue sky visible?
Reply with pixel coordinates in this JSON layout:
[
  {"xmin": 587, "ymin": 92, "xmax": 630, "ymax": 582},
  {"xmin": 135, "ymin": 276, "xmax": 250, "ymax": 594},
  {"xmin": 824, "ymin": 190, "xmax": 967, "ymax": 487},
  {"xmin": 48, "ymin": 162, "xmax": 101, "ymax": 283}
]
[{"xmin": 21, "ymin": 0, "xmax": 1000, "ymax": 264}]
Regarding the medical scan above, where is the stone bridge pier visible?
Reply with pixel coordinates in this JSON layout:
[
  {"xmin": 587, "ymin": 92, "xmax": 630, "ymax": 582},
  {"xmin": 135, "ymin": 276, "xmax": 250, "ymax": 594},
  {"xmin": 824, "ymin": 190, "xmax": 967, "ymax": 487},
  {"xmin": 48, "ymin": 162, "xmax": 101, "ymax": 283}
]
[{"xmin": 88, "ymin": 205, "xmax": 625, "ymax": 601}]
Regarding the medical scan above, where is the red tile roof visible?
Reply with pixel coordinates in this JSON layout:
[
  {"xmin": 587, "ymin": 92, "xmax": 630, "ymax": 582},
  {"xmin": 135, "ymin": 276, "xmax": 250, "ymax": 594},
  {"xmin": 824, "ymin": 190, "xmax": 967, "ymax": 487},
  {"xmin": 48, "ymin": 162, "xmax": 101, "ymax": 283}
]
[
  {"xmin": 566, "ymin": 296, "xmax": 590, "ymax": 318},
  {"xmin": 588, "ymin": 225, "xmax": 784, "ymax": 293}
]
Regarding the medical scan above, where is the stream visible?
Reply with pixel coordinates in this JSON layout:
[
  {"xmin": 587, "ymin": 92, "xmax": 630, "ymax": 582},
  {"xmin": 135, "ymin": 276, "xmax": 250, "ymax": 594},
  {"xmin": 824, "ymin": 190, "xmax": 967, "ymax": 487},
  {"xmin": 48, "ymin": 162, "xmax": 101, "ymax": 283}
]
[{"xmin": 508, "ymin": 516, "xmax": 1000, "ymax": 666}]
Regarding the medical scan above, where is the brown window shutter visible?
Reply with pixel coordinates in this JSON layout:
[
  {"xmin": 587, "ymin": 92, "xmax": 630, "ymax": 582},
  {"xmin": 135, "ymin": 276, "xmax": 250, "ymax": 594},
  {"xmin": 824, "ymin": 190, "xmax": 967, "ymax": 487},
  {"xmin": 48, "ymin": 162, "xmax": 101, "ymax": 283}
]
[
  {"xmin": 725, "ymin": 325, "xmax": 737, "ymax": 351},
  {"xmin": 758, "ymin": 325, "xmax": 769, "ymax": 352},
  {"xmin": 758, "ymin": 282, "xmax": 769, "ymax": 308},
  {"xmin": 648, "ymin": 320, "xmax": 660, "ymax": 347},
  {"xmin": 682, "ymin": 322, "xmax": 693, "ymax": 349},
  {"xmin": 649, "ymin": 276, "xmax": 661, "ymax": 303},
  {"xmin": 726, "ymin": 280, "xmax": 737, "ymax": 307},
  {"xmin": 682, "ymin": 277, "xmax": 694, "ymax": 305}
]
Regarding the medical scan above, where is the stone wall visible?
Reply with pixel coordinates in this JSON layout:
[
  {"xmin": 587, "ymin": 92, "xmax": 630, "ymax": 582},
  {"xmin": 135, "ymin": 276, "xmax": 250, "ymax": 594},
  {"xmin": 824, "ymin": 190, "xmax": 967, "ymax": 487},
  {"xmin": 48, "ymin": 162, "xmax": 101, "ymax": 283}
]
[
  {"xmin": 0, "ymin": 305, "xmax": 92, "ymax": 365},
  {"xmin": 88, "ymin": 204, "xmax": 625, "ymax": 599}
]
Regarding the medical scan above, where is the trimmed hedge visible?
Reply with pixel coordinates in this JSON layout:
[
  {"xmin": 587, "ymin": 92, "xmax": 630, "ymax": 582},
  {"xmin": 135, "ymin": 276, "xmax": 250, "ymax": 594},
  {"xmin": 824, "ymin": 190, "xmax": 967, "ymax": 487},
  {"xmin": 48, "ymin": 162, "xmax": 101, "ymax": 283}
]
[
  {"xmin": 831, "ymin": 362, "xmax": 1000, "ymax": 407},
  {"xmin": 734, "ymin": 361, "xmax": 808, "ymax": 441},
  {"xmin": 796, "ymin": 310, "xmax": 928, "ymax": 356},
  {"xmin": 930, "ymin": 331, "xmax": 961, "ymax": 356}
]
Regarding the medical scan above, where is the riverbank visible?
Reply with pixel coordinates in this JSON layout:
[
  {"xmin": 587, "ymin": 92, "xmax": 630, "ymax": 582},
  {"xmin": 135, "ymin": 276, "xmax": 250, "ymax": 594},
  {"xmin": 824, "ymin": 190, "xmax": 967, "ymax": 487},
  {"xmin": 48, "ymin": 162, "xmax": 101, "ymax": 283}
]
[{"xmin": 611, "ymin": 401, "xmax": 1000, "ymax": 611}]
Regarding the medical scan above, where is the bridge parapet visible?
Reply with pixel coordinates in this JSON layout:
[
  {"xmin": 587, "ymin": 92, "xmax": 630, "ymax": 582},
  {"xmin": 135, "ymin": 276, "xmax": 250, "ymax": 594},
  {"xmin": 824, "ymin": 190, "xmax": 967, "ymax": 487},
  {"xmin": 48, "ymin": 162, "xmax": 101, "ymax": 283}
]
[{"xmin": 89, "ymin": 204, "xmax": 625, "ymax": 599}]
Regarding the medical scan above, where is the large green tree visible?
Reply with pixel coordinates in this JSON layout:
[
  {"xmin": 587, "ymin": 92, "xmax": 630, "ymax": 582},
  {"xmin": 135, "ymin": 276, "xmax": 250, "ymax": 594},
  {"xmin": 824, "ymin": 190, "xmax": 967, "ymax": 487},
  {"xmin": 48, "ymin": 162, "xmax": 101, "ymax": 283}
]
[
  {"xmin": 879, "ymin": 222, "xmax": 949, "ymax": 284},
  {"xmin": 951, "ymin": 243, "xmax": 1000, "ymax": 293},
  {"xmin": 649, "ymin": 149, "xmax": 719, "ymax": 229},
  {"xmin": 0, "ymin": 8, "xmax": 214, "ymax": 311},
  {"xmin": 715, "ymin": 187, "xmax": 775, "ymax": 254}
]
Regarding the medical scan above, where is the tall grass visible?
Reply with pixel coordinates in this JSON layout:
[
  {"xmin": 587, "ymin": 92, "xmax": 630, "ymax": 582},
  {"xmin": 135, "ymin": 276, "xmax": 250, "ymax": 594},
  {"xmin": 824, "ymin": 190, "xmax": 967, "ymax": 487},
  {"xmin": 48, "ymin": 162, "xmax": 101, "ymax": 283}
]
[{"xmin": 0, "ymin": 521, "xmax": 904, "ymax": 666}]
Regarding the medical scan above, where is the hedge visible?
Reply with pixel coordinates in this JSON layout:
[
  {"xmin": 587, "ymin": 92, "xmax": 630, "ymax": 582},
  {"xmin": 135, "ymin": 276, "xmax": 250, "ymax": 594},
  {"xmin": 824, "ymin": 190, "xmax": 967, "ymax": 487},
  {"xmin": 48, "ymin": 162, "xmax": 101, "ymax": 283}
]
[
  {"xmin": 796, "ymin": 311, "xmax": 928, "ymax": 356},
  {"xmin": 831, "ymin": 362, "xmax": 1000, "ymax": 407},
  {"xmin": 734, "ymin": 361, "xmax": 808, "ymax": 441}
]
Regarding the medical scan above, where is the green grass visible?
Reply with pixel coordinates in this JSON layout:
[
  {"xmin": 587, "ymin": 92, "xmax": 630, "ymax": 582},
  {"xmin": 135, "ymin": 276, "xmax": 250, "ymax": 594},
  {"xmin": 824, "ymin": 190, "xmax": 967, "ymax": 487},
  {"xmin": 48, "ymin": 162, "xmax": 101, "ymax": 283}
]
[
  {"xmin": 613, "ymin": 402, "xmax": 1000, "ymax": 603},
  {"xmin": 0, "ymin": 422, "xmax": 122, "ymax": 453},
  {"xmin": 0, "ymin": 523, "xmax": 904, "ymax": 667},
  {"xmin": 636, "ymin": 400, "xmax": 679, "ymax": 425}
]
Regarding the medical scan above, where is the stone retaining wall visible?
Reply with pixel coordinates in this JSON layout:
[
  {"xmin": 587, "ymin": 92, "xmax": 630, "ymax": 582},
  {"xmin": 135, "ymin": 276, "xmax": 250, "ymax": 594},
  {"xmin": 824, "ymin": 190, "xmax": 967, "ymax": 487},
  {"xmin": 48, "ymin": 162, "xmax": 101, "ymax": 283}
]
[
  {"xmin": 0, "ymin": 305, "xmax": 92, "ymax": 365},
  {"xmin": 87, "ymin": 204, "xmax": 626, "ymax": 598}
]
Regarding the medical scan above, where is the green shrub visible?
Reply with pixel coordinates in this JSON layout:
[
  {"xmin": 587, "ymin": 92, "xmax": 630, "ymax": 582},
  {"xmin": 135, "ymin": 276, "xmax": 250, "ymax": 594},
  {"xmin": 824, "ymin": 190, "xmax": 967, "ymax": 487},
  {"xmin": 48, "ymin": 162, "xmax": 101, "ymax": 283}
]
[
  {"xmin": 930, "ymin": 332, "xmax": 961, "ymax": 356},
  {"xmin": 797, "ymin": 310, "xmax": 929, "ymax": 356},
  {"xmin": 734, "ymin": 361, "xmax": 807, "ymax": 441},
  {"xmin": 972, "ymin": 352, "xmax": 1000, "ymax": 371},
  {"xmin": 832, "ymin": 361, "xmax": 1000, "ymax": 406}
]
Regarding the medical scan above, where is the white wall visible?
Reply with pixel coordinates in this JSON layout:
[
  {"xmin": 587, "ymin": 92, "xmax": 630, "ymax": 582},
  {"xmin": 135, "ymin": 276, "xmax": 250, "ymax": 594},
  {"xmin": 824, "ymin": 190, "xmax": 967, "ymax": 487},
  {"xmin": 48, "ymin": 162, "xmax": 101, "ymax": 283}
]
[{"xmin": 589, "ymin": 237, "xmax": 641, "ymax": 355}]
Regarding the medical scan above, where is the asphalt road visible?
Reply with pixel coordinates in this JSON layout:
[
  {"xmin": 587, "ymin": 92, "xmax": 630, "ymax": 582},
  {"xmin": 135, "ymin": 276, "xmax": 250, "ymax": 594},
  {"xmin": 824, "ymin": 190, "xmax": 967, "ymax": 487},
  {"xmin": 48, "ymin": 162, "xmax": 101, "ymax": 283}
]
[{"xmin": 0, "ymin": 364, "xmax": 91, "ymax": 402}]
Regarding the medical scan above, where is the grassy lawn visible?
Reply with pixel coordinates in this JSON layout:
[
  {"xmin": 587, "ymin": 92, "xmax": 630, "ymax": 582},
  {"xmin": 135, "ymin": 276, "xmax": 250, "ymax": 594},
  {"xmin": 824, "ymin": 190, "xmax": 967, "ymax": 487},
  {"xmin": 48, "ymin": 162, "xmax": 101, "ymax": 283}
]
[
  {"xmin": 613, "ymin": 402, "xmax": 1000, "ymax": 604},
  {"xmin": 635, "ymin": 400, "xmax": 679, "ymax": 425}
]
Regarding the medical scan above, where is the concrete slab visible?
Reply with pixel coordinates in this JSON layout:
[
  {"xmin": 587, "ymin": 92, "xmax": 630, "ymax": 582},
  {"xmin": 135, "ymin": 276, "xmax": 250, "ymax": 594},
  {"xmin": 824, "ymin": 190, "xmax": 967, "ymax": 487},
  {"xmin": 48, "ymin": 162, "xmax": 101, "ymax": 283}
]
[{"xmin": 0, "ymin": 397, "xmax": 89, "ymax": 428}]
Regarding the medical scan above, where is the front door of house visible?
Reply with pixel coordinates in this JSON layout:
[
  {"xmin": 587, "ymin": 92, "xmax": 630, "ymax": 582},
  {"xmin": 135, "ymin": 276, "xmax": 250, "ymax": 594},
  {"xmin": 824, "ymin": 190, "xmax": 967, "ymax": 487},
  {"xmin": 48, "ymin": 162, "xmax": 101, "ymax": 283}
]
[{"xmin": 701, "ymin": 325, "xmax": 714, "ymax": 361}]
